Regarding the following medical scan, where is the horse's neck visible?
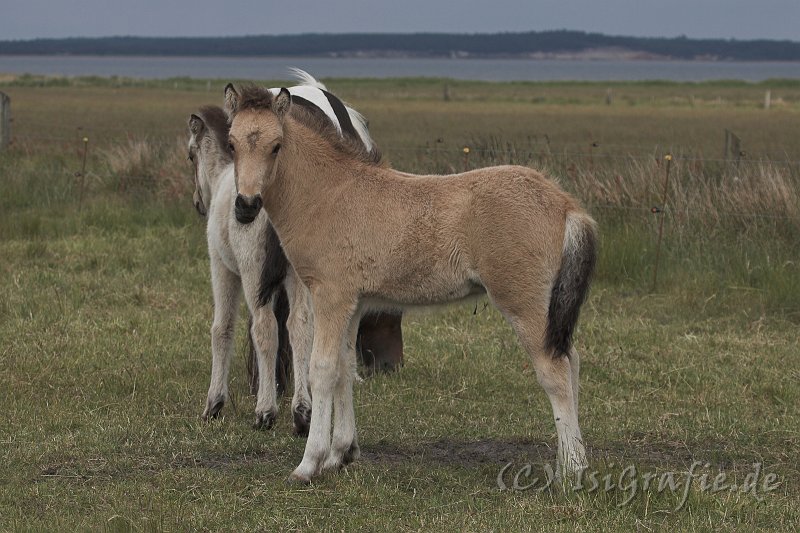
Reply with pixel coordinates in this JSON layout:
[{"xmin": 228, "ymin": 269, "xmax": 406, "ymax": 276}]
[
  {"xmin": 203, "ymin": 158, "xmax": 233, "ymax": 199},
  {"xmin": 268, "ymin": 124, "xmax": 351, "ymax": 223}
]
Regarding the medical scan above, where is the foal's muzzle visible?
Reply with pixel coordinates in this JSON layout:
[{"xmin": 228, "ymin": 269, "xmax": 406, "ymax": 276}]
[{"xmin": 235, "ymin": 193, "xmax": 263, "ymax": 224}]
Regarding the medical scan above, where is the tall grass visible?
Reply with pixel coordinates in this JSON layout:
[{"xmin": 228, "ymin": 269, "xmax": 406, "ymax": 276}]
[{"xmin": 99, "ymin": 136, "xmax": 189, "ymax": 198}]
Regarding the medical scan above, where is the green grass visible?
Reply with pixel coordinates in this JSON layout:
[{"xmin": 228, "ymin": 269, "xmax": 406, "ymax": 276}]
[{"xmin": 0, "ymin": 79, "xmax": 798, "ymax": 531}]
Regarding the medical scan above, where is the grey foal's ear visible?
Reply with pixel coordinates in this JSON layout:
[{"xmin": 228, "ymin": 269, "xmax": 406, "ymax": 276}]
[
  {"xmin": 189, "ymin": 113, "xmax": 205, "ymax": 136},
  {"xmin": 224, "ymin": 83, "xmax": 240, "ymax": 117},
  {"xmin": 273, "ymin": 87, "xmax": 292, "ymax": 119}
]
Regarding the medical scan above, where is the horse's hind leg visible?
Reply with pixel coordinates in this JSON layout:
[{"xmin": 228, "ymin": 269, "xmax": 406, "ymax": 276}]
[
  {"xmin": 250, "ymin": 302, "xmax": 280, "ymax": 429},
  {"xmin": 499, "ymin": 301, "xmax": 587, "ymax": 481},
  {"xmin": 569, "ymin": 347, "xmax": 581, "ymax": 414},
  {"xmin": 204, "ymin": 254, "xmax": 241, "ymax": 420}
]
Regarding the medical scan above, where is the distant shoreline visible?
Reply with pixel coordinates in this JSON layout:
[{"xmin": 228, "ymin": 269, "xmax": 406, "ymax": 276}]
[
  {"xmin": 2, "ymin": 31, "xmax": 799, "ymax": 62},
  {"xmin": 2, "ymin": 53, "xmax": 800, "ymax": 64}
]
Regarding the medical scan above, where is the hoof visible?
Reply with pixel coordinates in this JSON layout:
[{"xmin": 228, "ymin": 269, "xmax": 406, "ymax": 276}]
[
  {"xmin": 292, "ymin": 404, "xmax": 311, "ymax": 437},
  {"xmin": 322, "ymin": 456, "xmax": 341, "ymax": 472},
  {"xmin": 323, "ymin": 441, "xmax": 360, "ymax": 472},
  {"xmin": 342, "ymin": 442, "xmax": 360, "ymax": 466},
  {"xmin": 286, "ymin": 471, "xmax": 312, "ymax": 485},
  {"xmin": 253, "ymin": 410, "xmax": 277, "ymax": 430},
  {"xmin": 202, "ymin": 397, "xmax": 225, "ymax": 421}
]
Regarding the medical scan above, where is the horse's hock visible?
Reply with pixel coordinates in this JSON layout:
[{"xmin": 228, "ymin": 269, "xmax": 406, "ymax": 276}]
[{"xmin": 0, "ymin": 92, "xmax": 10, "ymax": 150}]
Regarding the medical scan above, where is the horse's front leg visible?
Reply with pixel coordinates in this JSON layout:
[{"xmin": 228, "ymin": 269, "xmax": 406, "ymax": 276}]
[
  {"xmin": 323, "ymin": 310, "xmax": 362, "ymax": 471},
  {"xmin": 204, "ymin": 254, "xmax": 241, "ymax": 420},
  {"xmin": 289, "ymin": 292, "xmax": 355, "ymax": 484},
  {"xmin": 240, "ymin": 262, "xmax": 282, "ymax": 430},
  {"xmin": 249, "ymin": 302, "xmax": 280, "ymax": 429},
  {"xmin": 285, "ymin": 270, "xmax": 314, "ymax": 437}
]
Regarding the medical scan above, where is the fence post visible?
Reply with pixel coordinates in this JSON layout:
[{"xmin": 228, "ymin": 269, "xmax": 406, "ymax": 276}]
[
  {"xmin": 0, "ymin": 92, "xmax": 10, "ymax": 150},
  {"xmin": 723, "ymin": 129, "xmax": 730, "ymax": 159},
  {"xmin": 651, "ymin": 154, "xmax": 673, "ymax": 292},
  {"xmin": 723, "ymin": 129, "xmax": 742, "ymax": 161},
  {"xmin": 76, "ymin": 137, "xmax": 89, "ymax": 211}
]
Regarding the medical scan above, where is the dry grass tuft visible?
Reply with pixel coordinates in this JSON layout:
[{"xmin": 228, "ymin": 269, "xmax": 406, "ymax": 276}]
[{"xmin": 100, "ymin": 136, "xmax": 190, "ymax": 198}]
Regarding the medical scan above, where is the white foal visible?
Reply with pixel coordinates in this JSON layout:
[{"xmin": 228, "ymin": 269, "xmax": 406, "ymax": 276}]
[{"xmin": 190, "ymin": 71, "xmax": 375, "ymax": 432}]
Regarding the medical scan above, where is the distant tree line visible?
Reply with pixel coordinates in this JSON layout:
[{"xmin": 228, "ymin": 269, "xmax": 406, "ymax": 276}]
[{"xmin": 1, "ymin": 31, "xmax": 799, "ymax": 61}]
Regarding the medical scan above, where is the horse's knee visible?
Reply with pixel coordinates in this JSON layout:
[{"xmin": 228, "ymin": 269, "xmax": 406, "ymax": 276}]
[
  {"xmin": 250, "ymin": 309, "xmax": 278, "ymax": 343},
  {"xmin": 211, "ymin": 321, "xmax": 235, "ymax": 342},
  {"xmin": 309, "ymin": 356, "xmax": 339, "ymax": 394}
]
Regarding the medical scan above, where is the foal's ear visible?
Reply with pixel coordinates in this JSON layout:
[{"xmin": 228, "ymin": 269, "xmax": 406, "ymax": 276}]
[
  {"xmin": 273, "ymin": 88, "xmax": 291, "ymax": 120},
  {"xmin": 224, "ymin": 83, "xmax": 240, "ymax": 117},
  {"xmin": 188, "ymin": 114, "xmax": 205, "ymax": 137}
]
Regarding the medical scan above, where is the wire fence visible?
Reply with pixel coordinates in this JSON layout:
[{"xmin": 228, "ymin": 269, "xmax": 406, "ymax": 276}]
[
  {"xmin": 3, "ymin": 128, "xmax": 798, "ymax": 314},
  {"xmin": 11, "ymin": 132, "xmax": 800, "ymax": 168},
  {"xmin": 10, "ymin": 131, "xmax": 799, "ymax": 223}
]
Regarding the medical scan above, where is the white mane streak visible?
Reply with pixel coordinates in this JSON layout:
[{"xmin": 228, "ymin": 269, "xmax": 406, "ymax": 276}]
[{"xmin": 268, "ymin": 68, "xmax": 375, "ymax": 152}]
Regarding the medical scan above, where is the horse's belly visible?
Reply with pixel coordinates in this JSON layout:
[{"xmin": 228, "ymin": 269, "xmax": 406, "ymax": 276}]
[{"xmin": 371, "ymin": 269, "xmax": 485, "ymax": 307}]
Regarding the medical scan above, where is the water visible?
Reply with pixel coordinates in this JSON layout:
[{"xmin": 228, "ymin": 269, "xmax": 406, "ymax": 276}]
[{"xmin": 0, "ymin": 55, "xmax": 798, "ymax": 82}]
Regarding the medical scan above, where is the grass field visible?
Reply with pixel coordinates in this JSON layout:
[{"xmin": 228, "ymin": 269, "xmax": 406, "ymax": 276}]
[{"xmin": 0, "ymin": 75, "xmax": 798, "ymax": 531}]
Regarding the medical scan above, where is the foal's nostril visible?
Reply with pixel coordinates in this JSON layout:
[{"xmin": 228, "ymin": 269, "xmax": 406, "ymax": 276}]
[
  {"xmin": 235, "ymin": 193, "xmax": 262, "ymax": 208},
  {"xmin": 234, "ymin": 193, "xmax": 263, "ymax": 224}
]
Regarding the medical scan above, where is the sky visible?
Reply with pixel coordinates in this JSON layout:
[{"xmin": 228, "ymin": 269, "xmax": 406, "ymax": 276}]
[{"xmin": 2, "ymin": 0, "xmax": 799, "ymax": 42}]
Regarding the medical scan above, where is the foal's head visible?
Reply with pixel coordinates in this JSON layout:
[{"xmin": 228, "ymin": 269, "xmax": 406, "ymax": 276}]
[
  {"xmin": 224, "ymin": 84, "xmax": 291, "ymax": 224},
  {"xmin": 187, "ymin": 105, "xmax": 232, "ymax": 217}
]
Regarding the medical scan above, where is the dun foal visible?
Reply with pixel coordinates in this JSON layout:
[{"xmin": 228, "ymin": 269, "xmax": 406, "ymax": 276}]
[{"xmin": 225, "ymin": 86, "xmax": 597, "ymax": 483}]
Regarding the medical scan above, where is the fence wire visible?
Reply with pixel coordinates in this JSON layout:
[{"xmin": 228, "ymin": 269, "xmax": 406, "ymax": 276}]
[
  {"xmin": 10, "ymin": 133, "xmax": 800, "ymax": 167},
  {"xmin": 5, "ymin": 132, "xmax": 800, "ymax": 223}
]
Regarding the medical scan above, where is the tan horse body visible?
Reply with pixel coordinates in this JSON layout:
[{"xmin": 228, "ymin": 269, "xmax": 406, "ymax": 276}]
[{"xmin": 225, "ymin": 86, "xmax": 597, "ymax": 483}]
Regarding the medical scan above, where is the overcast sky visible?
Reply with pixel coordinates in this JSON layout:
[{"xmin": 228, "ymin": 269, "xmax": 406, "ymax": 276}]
[{"xmin": 3, "ymin": 0, "xmax": 799, "ymax": 41}]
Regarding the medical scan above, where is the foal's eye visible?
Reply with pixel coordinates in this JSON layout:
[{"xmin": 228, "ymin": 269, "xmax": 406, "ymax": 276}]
[
  {"xmin": 272, "ymin": 143, "xmax": 281, "ymax": 155},
  {"xmin": 228, "ymin": 142, "xmax": 235, "ymax": 153},
  {"xmin": 188, "ymin": 154, "xmax": 194, "ymax": 162}
]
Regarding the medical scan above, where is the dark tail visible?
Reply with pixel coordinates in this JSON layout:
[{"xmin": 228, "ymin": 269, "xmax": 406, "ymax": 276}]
[
  {"xmin": 246, "ymin": 316, "xmax": 259, "ymax": 396},
  {"xmin": 257, "ymin": 223, "xmax": 288, "ymax": 307},
  {"xmin": 545, "ymin": 211, "xmax": 598, "ymax": 357},
  {"xmin": 274, "ymin": 285, "xmax": 292, "ymax": 396}
]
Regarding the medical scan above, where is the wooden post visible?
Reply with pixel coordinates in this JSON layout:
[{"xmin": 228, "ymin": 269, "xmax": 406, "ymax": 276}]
[
  {"xmin": 652, "ymin": 154, "xmax": 673, "ymax": 292},
  {"xmin": 723, "ymin": 129, "xmax": 730, "ymax": 159},
  {"xmin": 764, "ymin": 90, "xmax": 771, "ymax": 110},
  {"xmin": 0, "ymin": 92, "xmax": 10, "ymax": 150},
  {"xmin": 730, "ymin": 132, "xmax": 742, "ymax": 163},
  {"xmin": 605, "ymin": 88, "xmax": 613, "ymax": 105},
  {"xmin": 77, "ymin": 137, "xmax": 89, "ymax": 211}
]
